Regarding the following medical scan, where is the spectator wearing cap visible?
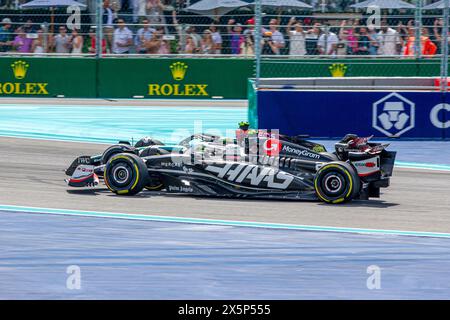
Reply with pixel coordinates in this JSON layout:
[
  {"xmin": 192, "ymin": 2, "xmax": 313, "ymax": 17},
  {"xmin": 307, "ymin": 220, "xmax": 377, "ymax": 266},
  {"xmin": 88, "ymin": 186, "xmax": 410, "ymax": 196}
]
[
  {"xmin": 113, "ymin": 19, "xmax": 133, "ymax": 54},
  {"xmin": 12, "ymin": 27, "xmax": 33, "ymax": 53},
  {"xmin": 0, "ymin": 18, "xmax": 13, "ymax": 52}
]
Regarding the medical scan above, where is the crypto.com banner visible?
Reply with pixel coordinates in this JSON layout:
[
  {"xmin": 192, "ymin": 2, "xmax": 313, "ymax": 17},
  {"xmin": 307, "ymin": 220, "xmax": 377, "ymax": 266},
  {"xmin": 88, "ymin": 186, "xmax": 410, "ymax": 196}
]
[{"xmin": 257, "ymin": 90, "xmax": 450, "ymax": 139}]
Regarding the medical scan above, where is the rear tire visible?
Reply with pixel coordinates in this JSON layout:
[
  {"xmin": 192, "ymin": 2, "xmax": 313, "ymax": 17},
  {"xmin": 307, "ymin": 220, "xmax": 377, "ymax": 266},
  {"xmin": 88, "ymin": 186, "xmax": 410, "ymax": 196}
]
[
  {"xmin": 104, "ymin": 153, "xmax": 148, "ymax": 196},
  {"xmin": 314, "ymin": 162, "xmax": 360, "ymax": 204}
]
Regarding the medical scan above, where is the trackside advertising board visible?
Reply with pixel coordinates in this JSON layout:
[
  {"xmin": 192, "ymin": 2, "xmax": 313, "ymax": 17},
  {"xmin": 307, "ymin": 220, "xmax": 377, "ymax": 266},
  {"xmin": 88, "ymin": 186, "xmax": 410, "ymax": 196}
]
[{"xmin": 257, "ymin": 91, "xmax": 450, "ymax": 139}]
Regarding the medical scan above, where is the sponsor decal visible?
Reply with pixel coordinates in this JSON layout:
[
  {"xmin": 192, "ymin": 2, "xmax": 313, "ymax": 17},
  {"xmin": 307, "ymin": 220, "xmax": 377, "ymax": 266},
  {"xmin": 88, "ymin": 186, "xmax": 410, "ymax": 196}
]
[
  {"xmin": 329, "ymin": 63, "xmax": 348, "ymax": 77},
  {"xmin": 372, "ymin": 93, "xmax": 415, "ymax": 137},
  {"xmin": 430, "ymin": 103, "xmax": 450, "ymax": 129},
  {"xmin": 161, "ymin": 162, "xmax": 183, "ymax": 168},
  {"xmin": 0, "ymin": 60, "xmax": 49, "ymax": 95},
  {"xmin": 168, "ymin": 185, "xmax": 194, "ymax": 193},
  {"xmin": 282, "ymin": 145, "xmax": 321, "ymax": 160},
  {"xmin": 352, "ymin": 156, "xmax": 380, "ymax": 177},
  {"xmin": 205, "ymin": 163, "xmax": 294, "ymax": 189},
  {"xmin": 147, "ymin": 62, "xmax": 209, "ymax": 97},
  {"xmin": 263, "ymin": 138, "xmax": 281, "ymax": 157}
]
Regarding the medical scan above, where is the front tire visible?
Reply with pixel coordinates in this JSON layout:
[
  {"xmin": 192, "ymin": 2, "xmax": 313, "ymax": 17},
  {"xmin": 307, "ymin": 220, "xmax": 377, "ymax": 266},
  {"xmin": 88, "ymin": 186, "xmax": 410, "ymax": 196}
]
[
  {"xmin": 104, "ymin": 153, "xmax": 148, "ymax": 195},
  {"xmin": 314, "ymin": 162, "xmax": 360, "ymax": 204}
]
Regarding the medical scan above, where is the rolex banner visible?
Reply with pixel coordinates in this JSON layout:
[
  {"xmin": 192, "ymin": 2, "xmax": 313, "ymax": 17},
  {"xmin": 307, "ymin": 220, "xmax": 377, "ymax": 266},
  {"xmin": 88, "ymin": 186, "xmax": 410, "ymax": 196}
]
[
  {"xmin": 0, "ymin": 58, "xmax": 97, "ymax": 97},
  {"xmin": 97, "ymin": 58, "xmax": 251, "ymax": 99},
  {"xmin": 0, "ymin": 57, "xmax": 446, "ymax": 99}
]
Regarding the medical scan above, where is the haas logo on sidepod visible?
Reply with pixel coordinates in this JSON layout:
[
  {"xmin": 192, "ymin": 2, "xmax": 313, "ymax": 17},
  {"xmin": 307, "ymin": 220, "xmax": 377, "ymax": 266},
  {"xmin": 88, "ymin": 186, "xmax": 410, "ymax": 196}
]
[
  {"xmin": 205, "ymin": 163, "xmax": 294, "ymax": 189},
  {"xmin": 373, "ymin": 93, "xmax": 415, "ymax": 137}
]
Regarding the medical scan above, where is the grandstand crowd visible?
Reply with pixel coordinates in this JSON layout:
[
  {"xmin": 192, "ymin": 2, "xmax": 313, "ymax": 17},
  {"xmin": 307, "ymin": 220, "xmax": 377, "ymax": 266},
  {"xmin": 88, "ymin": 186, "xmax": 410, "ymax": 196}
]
[{"xmin": 0, "ymin": 0, "xmax": 446, "ymax": 56}]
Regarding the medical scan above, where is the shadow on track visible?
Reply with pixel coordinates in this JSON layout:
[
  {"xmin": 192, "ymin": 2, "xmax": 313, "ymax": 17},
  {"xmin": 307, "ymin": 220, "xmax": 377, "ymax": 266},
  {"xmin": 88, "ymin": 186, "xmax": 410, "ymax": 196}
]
[{"xmin": 66, "ymin": 188, "xmax": 399, "ymax": 208}]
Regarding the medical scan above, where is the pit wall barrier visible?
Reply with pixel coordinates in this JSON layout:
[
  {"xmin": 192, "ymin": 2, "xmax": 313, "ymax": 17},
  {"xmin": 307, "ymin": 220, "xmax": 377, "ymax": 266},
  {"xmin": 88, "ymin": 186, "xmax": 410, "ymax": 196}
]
[
  {"xmin": 254, "ymin": 90, "xmax": 450, "ymax": 139},
  {"xmin": 1, "ymin": 57, "xmax": 449, "ymax": 99}
]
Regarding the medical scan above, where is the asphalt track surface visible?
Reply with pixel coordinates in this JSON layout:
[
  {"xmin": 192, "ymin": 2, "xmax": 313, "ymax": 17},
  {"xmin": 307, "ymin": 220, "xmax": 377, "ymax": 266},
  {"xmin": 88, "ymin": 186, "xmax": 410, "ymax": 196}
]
[{"xmin": 1, "ymin": 137, "xmax": 449, "ymax": 234}]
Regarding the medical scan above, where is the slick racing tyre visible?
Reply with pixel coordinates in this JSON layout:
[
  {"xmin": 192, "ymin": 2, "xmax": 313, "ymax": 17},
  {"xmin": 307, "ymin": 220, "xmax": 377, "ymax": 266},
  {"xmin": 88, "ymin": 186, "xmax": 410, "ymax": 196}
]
[
  {"xmin": 104, "ymin": 153, "xmax": 148, "ymax": 195},
  {"xmin": 314, "ymin": 162, "xmax": 360, "ymax": 204},
  {"xmin": 101, "ymin": 144, "xmax": 138, "ymax": 165}
]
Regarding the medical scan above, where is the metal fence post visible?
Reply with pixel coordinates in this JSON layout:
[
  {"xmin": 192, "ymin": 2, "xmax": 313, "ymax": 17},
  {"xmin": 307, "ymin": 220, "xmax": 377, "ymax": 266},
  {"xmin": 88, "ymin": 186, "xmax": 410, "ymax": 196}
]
[
  {"xmin": 441, "ymin": 0, "xmax": 449, "ymax": 92},
  {"xmin": 414, "ymin": 0, "xmax": 422, "ymax": 59},
  {"xmin": 254, "ymin": 0, "xmax": 262, "ymax": 90},
  {"xmin": 96, "ymin": 0, "xmax": 103, "ymax": 58}
]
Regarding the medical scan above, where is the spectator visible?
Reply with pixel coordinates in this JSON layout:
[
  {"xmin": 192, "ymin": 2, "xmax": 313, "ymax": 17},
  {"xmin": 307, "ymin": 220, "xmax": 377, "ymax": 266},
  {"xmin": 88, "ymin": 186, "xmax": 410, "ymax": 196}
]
[
  {"xmin": 317, "ymin": 26, "xmax": 338, "ymax": 56},
  {"xmin": 287, "ymin": 17, "xmax": 306, "ymax": 56},
  {"xmin": 337, "ymin": 21, "xmax": 349, "ymax": 56},
  {"xmin": 69, "ymin": 28, "xmax": 83, "ymax": 55},
  {"xmin": 263, "ymin": 19, "xmax": 285, "ymax": 55},
  {"xmin": 135, "ymin": 18, "xmax": 155, "ymax": 53},
  {"xmin": 403, "ymin": 27, "xmax": 437, "ymax": 57},
  {"xmin": 32, "ymin": 29, "xmax": 46, "ymax": 55},
  {"xmin": 355, "ymin": 27, "xmax": 370, "ymax": 55},
  {"xmin": 12, "ymin": 27, "xmax": 32, "ymax": 53},
  {"xmin": 103, "ymin": 0, "xmax": 115, "ymax": 53},
  {"xmin": 87, "ymin": 26, "xmax": 107, "ymax": 54},
  {"xmin": 52, "ymin": 26, "xmax": 70, "ymax": 54},
  {"xmin": 113, "ymin": 19, "xmax": 133, "ymax": 54},
  {"xmin": 145, "ymin": 29, "xmax": 170, "ymax": 54},
  {"xmin": 133, "ymin": 0, "xmax": 147, "ymax": 23},
  {"xmin": 368, "ymin": 27, "xmax": 381, "ymax": 56},
  {"xmin": 345, "ymin": 20, "xmax": 359, "ymax": 55},
  {"xmin": 0, "ymin": 18, "xmax": 13, "ymax": 52},
  {"xmin": 227, "ymin": 20, "xmax": 244, "ymax": 55},
  {"xmin": 240, "ymin": 33, "xmax": 254, "ymax": 56},
  {"xmin": 146, "ymin": 0, "xmax": 165, "ymax": 25},
  {"xmin": 305, "ymin": 22, "xmax": 321, "ymax": 55},
  {"xmin": 184, "ymin": 35, "xmax": 198, "ymax": 54},
  {"xmin": 200, "ymin": 30, "xmax": 214, "ymax": 54},
  {"xmin": 210, "ymin": 23, "xmax": 222, "ymax": 54},
  {"xmin": 378, "ymin": 20, "xmax": 401, "ymax": 56}
]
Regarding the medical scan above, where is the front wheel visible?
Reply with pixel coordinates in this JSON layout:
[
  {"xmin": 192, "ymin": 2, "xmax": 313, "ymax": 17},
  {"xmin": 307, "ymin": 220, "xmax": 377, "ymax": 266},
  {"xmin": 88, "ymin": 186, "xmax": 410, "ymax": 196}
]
[
  {"xmin": 104, "ymin": 153, "xmax": 148, "ymax": 195},
  {"xmin": 314, "ymin": 162, "xmax": 360, "ymax": 204}
]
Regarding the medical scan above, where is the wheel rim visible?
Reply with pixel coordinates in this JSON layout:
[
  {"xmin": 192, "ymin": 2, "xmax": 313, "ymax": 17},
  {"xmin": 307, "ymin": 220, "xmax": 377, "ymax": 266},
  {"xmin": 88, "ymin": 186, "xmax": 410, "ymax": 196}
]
[
  {"xmin": 110, "ymin": 162, "xmax": 133, "ymax": 187},
  {"xmin": 321, "ymin": 172, "xmax": 346, "ymax": 197}
]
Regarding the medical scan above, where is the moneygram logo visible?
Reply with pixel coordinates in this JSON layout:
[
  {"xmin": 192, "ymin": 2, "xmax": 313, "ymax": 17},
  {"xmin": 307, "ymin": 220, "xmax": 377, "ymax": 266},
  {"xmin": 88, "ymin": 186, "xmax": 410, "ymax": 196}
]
[
  {"xmin": 0, "ymin": 60, "xmax": 49, "ymax": 95},
  {"xmin": 148, "ymin": 61, "xmax": 209, "ymax": 97}
]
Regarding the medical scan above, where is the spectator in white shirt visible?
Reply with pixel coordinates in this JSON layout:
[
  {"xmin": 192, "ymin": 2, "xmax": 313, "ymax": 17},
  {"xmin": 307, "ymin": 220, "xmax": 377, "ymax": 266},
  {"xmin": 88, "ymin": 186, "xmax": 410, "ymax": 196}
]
[
  {"xmin": 378, "ymin": 20, "xmax": 401, "ymax": 56},
  {"xmin": 113, "ymin": 19, "xmax": 133, "ymax": 54},
  {"xmin": 318, "ymin": 27, "xmax": 338, "ymax": 56},
  {"xmin": 287, "ymin": 17, "xmax": 306, "ymax": 56}
]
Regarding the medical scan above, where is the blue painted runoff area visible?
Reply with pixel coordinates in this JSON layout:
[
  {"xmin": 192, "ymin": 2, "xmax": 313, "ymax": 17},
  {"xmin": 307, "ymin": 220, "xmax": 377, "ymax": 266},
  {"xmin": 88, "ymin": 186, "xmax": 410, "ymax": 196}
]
[
  {"xmin": 1, "ymin": 210, "xmax": 450, "ymax": 300},
  {"xmin": 0, "ymin": 104, "xmax": 449, "ymax": 169}
]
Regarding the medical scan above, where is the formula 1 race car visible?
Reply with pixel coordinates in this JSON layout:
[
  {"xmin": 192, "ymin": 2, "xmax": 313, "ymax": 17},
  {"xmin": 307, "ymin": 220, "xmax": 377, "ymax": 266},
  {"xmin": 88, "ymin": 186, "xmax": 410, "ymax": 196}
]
[{"xmin": 65, "ymin": 128, "xmax": 396, "ymax": 204}]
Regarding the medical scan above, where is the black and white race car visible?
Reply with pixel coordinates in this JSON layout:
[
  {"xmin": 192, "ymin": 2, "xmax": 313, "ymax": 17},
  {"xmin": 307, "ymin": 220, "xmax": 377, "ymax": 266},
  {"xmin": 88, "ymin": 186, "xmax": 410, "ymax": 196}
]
[{"xmin": 65, "ymin": 129, "xmax": 396, "ymax": 204}]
